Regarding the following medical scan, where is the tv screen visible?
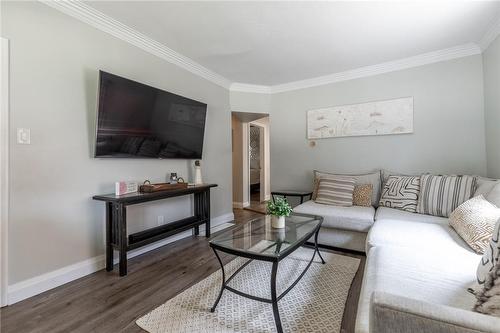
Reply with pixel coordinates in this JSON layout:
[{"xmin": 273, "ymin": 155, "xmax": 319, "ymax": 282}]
[{"xmin": 94, "ymin": 71, "xmax": 207, "ymax": 159}]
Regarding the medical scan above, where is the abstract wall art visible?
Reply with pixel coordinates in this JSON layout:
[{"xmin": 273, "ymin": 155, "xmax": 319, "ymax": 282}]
[{"xmin": 307, "ymin": 97, "xmax": 413, "ymax": 139}]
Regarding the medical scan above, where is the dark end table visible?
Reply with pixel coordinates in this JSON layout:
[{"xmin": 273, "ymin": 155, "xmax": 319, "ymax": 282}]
[{"xmin": 271, "ymin": 190, "xmax": 313, "ymax": 205}]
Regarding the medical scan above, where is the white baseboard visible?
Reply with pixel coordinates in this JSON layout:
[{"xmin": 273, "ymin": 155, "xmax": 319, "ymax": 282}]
[
  {"xmin": 232, "ymin": 201, "xmax": 250, "ymax": 209},
  {"xmin": 6, "ymin": 212, "xmax": 234, "ymax": 305}
]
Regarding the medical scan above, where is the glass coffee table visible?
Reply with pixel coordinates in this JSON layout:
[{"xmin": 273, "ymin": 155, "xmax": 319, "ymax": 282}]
[{"xmin": 209, "ymin": 213, "xmax": 324, "ymax": 333}]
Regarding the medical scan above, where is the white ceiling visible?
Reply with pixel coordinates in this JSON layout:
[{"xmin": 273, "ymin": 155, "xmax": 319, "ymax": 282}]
[{"xmin": 85, "ymin": 1, "xmax": 500, "ymax": 86}]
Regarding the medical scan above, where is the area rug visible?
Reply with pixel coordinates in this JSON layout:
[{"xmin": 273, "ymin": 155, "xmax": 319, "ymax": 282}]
[{"xmin": 136, "ymin": 248, "xmax": 360, "ymax": 333}]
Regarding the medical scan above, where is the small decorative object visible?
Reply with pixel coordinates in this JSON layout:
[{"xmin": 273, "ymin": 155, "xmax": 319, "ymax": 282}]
[
  {"xmin": 267, "ymin": 197, "xmax": 292, "ymax": 229},
  {"xmin": 115, "ymin": 181, "xmax": 138, "ymax": 196},
  {"xmin": 140, "ymin": 180, "xmax": 188, "ymax": 193},
  {"xmin": 194, "ymin": 160, "xmax": 203, "ymax": 185},
  {"xmin": 169, "ymin": 172, "xmax": 178, "ymax": 184}
]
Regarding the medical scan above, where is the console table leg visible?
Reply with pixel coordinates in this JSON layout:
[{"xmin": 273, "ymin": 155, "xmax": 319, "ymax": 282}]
[
  {"xmin": 271, "ymin": 261, "xmax": 283, "ymax": 333},
  {"xmin": 105, "ymin": 202, "xmax": 113, "ymax": 271},
  {"xmin": 118, "ymin": 204, "xmax": 128, "ymax": 276},
  {"xmin": 205, "ymin": 190, "xmax": 211, "ymax": 237}
]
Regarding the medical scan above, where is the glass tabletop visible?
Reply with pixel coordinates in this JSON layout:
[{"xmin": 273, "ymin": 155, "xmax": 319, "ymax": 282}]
[{"xmin": 209, "ymin": 214, "xmax": 322, "ymax": 259}]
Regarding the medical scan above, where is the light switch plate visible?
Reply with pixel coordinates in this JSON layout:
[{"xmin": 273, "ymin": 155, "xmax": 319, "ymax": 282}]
[{"xmin": 17, "ymin": 128, "xmax": 30, "ymax": 144}]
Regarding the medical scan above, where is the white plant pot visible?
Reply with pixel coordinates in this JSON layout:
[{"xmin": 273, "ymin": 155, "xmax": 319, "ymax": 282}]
[{"xmin": 271, "ymin": 215, "xmax": 286, "ymax": 229}]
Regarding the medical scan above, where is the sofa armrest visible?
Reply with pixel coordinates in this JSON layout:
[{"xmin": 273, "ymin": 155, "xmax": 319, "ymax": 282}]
[{"xmin": 370, "ymin": 291, "xmax": 500, "ymax": 333}]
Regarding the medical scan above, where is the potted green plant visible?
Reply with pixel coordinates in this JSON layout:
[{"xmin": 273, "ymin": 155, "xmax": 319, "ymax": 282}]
[{"xmin": 267, "ymin": 197, "xmax": 292, "ymax": 228}]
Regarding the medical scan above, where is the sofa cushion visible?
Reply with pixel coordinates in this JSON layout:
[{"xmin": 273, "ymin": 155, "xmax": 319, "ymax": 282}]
[
  {"xmin": 417, "ymin": 174, "xmax": 477, "ymax": 217},
  {"xmin": 313, "ymin": 170, "xmax": 381, "ymax": 206},
  {"xmin": 487, "ymin": 183, "xmax": 500, "ymax": 208},
  {"xmin": 368, "ymin": 207, "xmax": 474, "ymax": 253},
  {"xmin": 355, "ymin": 246, "xmax": 480, "ymax": 333},
  {"xmin": 475, "ymin": 176, "xmax": 499, "ymax": 197},
  {"xmin": 293, "ymin": 200, "xmax": 375, "ymax": 232},
  {"xmin": 378, "ymin": 175, "xmax": 420, "ymax": 213}
]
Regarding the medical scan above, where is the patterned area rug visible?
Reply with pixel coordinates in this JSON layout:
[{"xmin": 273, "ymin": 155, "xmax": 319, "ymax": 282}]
[{"xmin": 136, "ymin": 248, "xmax": 360, "ymax": 333}]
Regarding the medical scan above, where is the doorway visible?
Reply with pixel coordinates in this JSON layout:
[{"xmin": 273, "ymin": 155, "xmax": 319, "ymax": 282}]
[
  {"xmin": 249, "ymin": 124, "xmax": 261, "ymax": 205},
  {"xmin": 231, "ymin": 112, "xmax": 270, "ymax": 214}
]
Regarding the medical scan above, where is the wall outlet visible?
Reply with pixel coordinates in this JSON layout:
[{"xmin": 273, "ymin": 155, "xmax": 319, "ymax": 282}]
[
  {"xmin": 157, "ymin": 215, "xmax": 165, "ymax": 226},
  {"xmin": 17, "ymin": 128, "xmax": 31, "ymax": 144}
]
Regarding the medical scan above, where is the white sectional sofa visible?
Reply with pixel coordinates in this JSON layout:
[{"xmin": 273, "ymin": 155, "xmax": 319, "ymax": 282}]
[{"xmin": 293, "ymin": 181, "xmax": 500, "ymax": 333}]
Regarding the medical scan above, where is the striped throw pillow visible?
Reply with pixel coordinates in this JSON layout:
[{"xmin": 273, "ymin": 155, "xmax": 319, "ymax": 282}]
[
  {"xmin": 315, "ymin": 176, "xmax": 355, "ymax": 207},
  {"xmin": 417, "ymin": 174, "xmax": 477, "ymax": 217}
]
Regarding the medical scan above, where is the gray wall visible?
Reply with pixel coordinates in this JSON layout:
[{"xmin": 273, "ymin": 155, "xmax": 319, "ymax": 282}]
[
  {"xmin": 270, "ymin": 55, "xmax": 487, "ymax": 191},
  {"xmin": 230, "ymin": 91, "xmax": 272, "ymax": 114},
  {"xmin": 2, "ymin": 2, "xmax": 232, "ymax": 284},
  {"xmin": 483, "ymin": 36, "xmax": 500, "ymax": 178}
]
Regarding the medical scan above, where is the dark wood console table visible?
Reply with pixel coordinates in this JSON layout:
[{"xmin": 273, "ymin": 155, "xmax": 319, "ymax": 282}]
[{"xmin": 93, "ymin": 184, "xmax": 217, "ymax": 276}]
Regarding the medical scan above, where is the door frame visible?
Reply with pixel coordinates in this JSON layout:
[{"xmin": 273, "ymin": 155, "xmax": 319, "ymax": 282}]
[
  {"xmin": 1, "ymin": 37, "xmax": 10, "ymax": 307},
  {"xmin": 248, "ymin": 117, "xmax": 270, "ymax": 203}
]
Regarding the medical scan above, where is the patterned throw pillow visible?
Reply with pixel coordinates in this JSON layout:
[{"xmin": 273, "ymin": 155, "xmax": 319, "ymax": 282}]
[
  {"xmin": 417, "ymin": 175, "xmax": 477, "ymax": 217},
  {"xmin": 474, "ymin": 218, "xmax": 500, "ymax": 317},
  {"xmin": 477, "ymin": 218, "xmax": 500, "ymax": 285},
  {"xmin": 474, "ymin": 263, "xmax": 500, "ymax": 317},
  {"xmin": 315, "ymin": 176, "xmax": 355, "ymax": 207},
  {"xmin": 378, "ymin": 175, "xmax": 420, "ymax": 212},
  {"xmin": 449, "ymin": 196, "xmax": 500, "ymax": 254},
  {"xmin": 353, "ymin": 184, "xmax": 373, "ymax": 207}
]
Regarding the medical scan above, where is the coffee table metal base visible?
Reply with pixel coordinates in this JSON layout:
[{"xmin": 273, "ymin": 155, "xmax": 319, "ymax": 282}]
[{"xmin": 210, "ymin": 229, "xmax": 325, "ymax": 333}]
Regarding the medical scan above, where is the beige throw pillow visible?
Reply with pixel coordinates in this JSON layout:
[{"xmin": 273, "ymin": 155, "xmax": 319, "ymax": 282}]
[
  {"xmin": 315, "ymin": 176, "xmax": 355, "ymax": 207},
  {"xmin": 449, "ymin": 195, "xmax": 500, "ymax": 254},
  {"xmin": 353, "ymin": 184, "xmax": 373, "ymax": 207}
]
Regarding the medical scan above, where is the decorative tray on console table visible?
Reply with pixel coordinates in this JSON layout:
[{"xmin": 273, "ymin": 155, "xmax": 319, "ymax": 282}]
[{"xmin": 139, "ymin": 181, "xmax": 188, "ymax": 193}]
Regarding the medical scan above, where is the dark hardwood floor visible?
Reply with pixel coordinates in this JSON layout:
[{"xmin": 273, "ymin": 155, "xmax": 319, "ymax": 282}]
[{"xmin": 0, "ymin": 209, "xmax": 365, "ymax": 333}]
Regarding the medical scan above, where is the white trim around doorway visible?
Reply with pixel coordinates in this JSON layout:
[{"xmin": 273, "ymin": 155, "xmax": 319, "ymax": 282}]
[{"xmin": 1, "ymin": 37, "xmax": 10, "ymax": 307}]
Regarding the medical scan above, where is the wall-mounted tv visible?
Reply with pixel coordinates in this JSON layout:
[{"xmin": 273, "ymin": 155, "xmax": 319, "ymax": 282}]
[{"xmin": 94, "ymin": 71, "xmax": 207, "ymax": 159}]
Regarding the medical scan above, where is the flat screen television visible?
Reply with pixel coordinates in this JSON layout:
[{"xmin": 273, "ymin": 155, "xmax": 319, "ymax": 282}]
[{"xmin": 94, "ymin": 71, "xmax": 207, "ymax": 159}]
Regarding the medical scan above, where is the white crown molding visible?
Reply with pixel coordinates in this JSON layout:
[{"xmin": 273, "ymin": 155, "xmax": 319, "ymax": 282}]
[
  {"xmin": 40, "ymin": 1, "xmax": 490, "ymax": 95},
  {"xmin": 40, "ymin": 0, "xmax": 232, "ymax": 89},
  {"xmin": 230, "ymin": 83, "xmax": 272, "ymax": 94},
  {"xmin": 230, "ymin": 43, "xmax": 481, "ymax": 94},
  {"xmin": 7, "ymin": 212, "xmax": 234, "ymax": 305},
  {"xmin": 479, "ymin": 14, "xmax": 500, "ymax": 51}
]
